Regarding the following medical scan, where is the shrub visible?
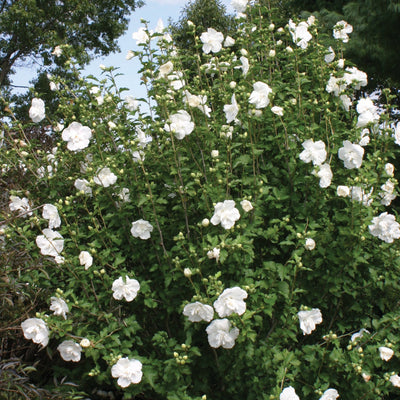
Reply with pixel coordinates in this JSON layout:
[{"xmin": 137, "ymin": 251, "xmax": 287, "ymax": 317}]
[{"xmin": 1, "ymin": 1, "xmax": 400, "ymax": 399}]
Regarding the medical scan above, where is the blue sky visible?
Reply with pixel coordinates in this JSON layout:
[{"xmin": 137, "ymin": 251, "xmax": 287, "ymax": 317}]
[{"xmin": 12, "ymin": 0, "xmax": 233, "ymax": 99}]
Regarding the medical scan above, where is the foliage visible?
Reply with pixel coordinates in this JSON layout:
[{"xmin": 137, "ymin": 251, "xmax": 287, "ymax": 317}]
[
  {"xmin": 283, "ymin": 0, "xmax": 400, "ymax": 89},
  {"xmin": 2, "ymin": 1, "xmax": 400, "ymax": 399},
  {"xmin": 0, "ymin": 0, "xmax": 144, "ymax": 88}
]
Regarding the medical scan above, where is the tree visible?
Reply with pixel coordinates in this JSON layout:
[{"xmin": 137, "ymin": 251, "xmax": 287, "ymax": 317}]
[
  {"xmin": 0, "ymin": 0, "xmax": 144, "ymax": 88},
  {"xmin": 170, "ymin": 0, "xmax": 235, "ymax": 54}
]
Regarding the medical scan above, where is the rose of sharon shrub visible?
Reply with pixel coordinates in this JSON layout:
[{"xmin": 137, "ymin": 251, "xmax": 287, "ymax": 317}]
[{"xmin": 3, "ymin": 4, "xmax": 400, "ymax": 400}]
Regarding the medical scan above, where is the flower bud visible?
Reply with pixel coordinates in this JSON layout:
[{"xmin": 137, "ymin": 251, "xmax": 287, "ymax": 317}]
[
  {"xmin": 80, "ymin": 338, "xmax": 91, "ymax": 348},
  {"xmin": 184, "ymin": 268, "xmax": 192, "ymax": 278},
  {"xmin": 201, "ymin": 218, "xmax": 210, "ymax": 227}
]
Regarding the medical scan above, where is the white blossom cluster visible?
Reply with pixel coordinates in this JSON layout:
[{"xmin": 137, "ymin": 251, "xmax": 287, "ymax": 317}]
[{"xmin": 183, "ymin": 287, "xmax": 248, "ymax": 349}]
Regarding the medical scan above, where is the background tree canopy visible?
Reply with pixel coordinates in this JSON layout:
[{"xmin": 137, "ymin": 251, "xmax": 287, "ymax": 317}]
[
  {"xmin": 0, "ymin": 0, "xmax": 144, "ymax": 88},
  {"xmin": 170, "ymin": 0, "xmax": 235, "ymax": 55},
  {"xmin": 283, "ymin": 0, "xmax": 400, "ymax": 90}
]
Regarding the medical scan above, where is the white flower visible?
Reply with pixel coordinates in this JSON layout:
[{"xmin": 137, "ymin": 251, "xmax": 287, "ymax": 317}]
[
  {"xmin": 298, "ymin": 308, "xmax": 323, "ymax": 335},
  {"xmin": 21, "ymin": 318, "xmax": 49, "ymax": 347},
  {"xmin": 126, "ymin": 50, "xmax": 134, "ymax": 60},
  {"xmin": 307, "ymin": 15, "xmax": 316, "ymax": 25},
  {"xmin": 155, "ymin": 18, "xmax": 165, "ymax": 33},
  {"xmin": 131, "ymin": 219, "xmax": 153, "ymax": 240},
  {"xmin": 55, "ymin": 255, "xmax": 65, "ymax": 264},
  {"xmin": 333, "ymin": 20, "xmax": 353, "ymax": 43},
  {"xmin": 183, "ymin": 91, "xmax": 211, "ymax": 117},
  {"xmin": 379, "ymin": 346, "xmax": 394, "ymax": 361},
  {"xmin": 369, "ymin": 212, "xmax": 400, "ymax": 243},
  {"xmin": 390, "ymin": 374, "xmax": 400, "ymax": 387},
  {"xmin": 164, "ymin": 110, "xmax": 194, "ymax": 140},
  {"xmin": 304, "ymin": 238, "xmax": 316, "ymax": 250},
  {"xmin": 271, "ymin": 106, "xmax": 284, "ymax": 116},
  {"xmin": 111, "ymin": 357, "xmax": 143, "ymax": 388},
  {"xmin": 200, "ymin": 28, "xmax": 224, "ymax": 54},
  {"xmin": 343, "ymin": 67, "xmax": 368, "ymax": 89},
  {"xmin": 125, "ymin": 96, "xmax": 139, "ymax": 112},
  {"xmin": 108, "ymin": 121, "xmax": 117, "ymax": 130},
  {"xmin": 224, "ymin": 94, "xmax": 239, "ymax": 124},
  {"xmin": 94, "ymin": 167, "xmax": 117, "ymax": 187},
  {"xmin": 79, "ymin": 251, "xmax": 93, "ymax": 270},
  {"xmin": 325, "ymin": 75, "xmax": 346, "ymax": 97},
  {"xmin": 117, "ymin": 187, "xmax": 131, "ymax": 203},
  {"xmin": 351, "ymin": 328, "xmax": 369, "ymax": 342},
  {"xmin": 159, "ymin": 61, "xmax": 174, "ymax": 78},
  {"xmin": 207, "ymin": 247, "xmax": 220, "ymax": 262},
  {"xmin": 359, "ymin": 128, "xmax": 370, "ymax": 146},
  {"xmin": 29, "ymin": 98, "xmax": 45, "ymax": 123},
  {"xmin": 36, "ymin": 228, "xmax": 64, "ymax": 257},
  {"xmin": 42, "ymin": 204, "xmax": 61, "ymax": 229},
  {"xmin": 214, "ymin": 287, "xmax": 248, "ymax": 318},
  {"xmin": 356, "ymin": 98, "xmax": 380, "ymax": 128},
  {"xmin": 168, "ymin": 71, "xmax": 186, "ymax": 90},
  {"xmin": 385, "ymin": 163, "xmax": 395, "ymax": 177},
  {"xmin": 350, "ymin": 186, "xmax": 373, "ymax": 207},
  {"xmin": 52, "ymin": 45, "xmax": 63, "ymax": 57},
  {"xmin": 394, "ymin": 122, "xmax": 400, "ymax": 145},
  {"xmin": 224, "ymin": 35, "xmax": 235, "ymax": 47},
  {"xmin": 112, "ymin": 276, "xmax": 140, "ymax": 302},
  {"xmin": 380, "ymin": 180, "xmax": 396, "ymax": 206},
  {"xmin": 135, "ymin": 127, "xmax": 152, "ymax": 148},
  {"xmin": 268, "ymin": 49, "xmax": 276, "ymax": 57},
  {"xmin": 50, "ymin": 297, "xmax": 69, "ymax": 319},
  {"xmin": 249, "ymin": 81, "xmax": 272, "ymax": 109},
  {"xmin": 49, "ymin": 81, "xmax": 60, "ymax": 91},
  {"xmin": 62, "ymin": 122, "xmax": 92, "ymax": 151},
  {"xmin": 319, "ymin": 388, "xmax": 339, "ymax": 400},
  {"xmin": 313, "ymin": 163, "xmax": 332, "ymax": 188},
  {"xmin": 231, "ymin": 0, "xmax": 248, "ymax": 13},
  {"xmin": 132, "ymin": 150, "xmax": 145, "ymax": 163},
  {"xmin": 288, "ymin": 19, "xmax": 312, "ymax": 49},
  {"xmin": 183, "ymin": 302, "xmax": 214, "ymax": 322},
  {"xmin": 362, "ymin": 373, "xmax": 371, "ymax": 382},
  {"xmin": 338, "ymin": 141, "xmax": 364, "ymax": 169},
  {"xmin": 324, "ymin": 46, "xmax": 335, "ymax": 63},
  {"xmin": 89, "ymin": 86, "xmax": 100, "ymax": 95},
  {"xmin": 211, "ymin": 200, "xmax": 240, "ymax": 229},
  {"xmin": 239, "ymin": 56, "xmax": 249, "ymax": 76},
  {"xmin": 206, "ymin": 318, "xmax": 239, "ymax": 349},
  {"xmin": 183, "ymin": 90, "xmax": 202, "ymax": 108},
  {"xmin": 74, "ymin": 178, "xmax": 92, "ymax": 196},
  {"xmin": 211, "ymin": 150, "xmax": 219, "ymax": 158},
  {"xmin": 280, "ymin": 386, "xmax": 300, "ymax": 400},
  {"xmin": 240, "ymin": 199, "xmax": 253, "ymax": 212},
  {"xmin": 57, "ymin": 340, "xmax": 82, "ymax": 362},
  {"xmin": 299, "ymin": 139, "xmax": 327, "ymax": 166},
  {"xmin": 132, "ymin": 27, "xmax": 149, "ymax": 44},
  {"xmin": 340, "ymin": 94, "xmax": 352, "ymax": 112},
  {"xmin": 9, "ymin": 195, "xmax": 32, "ymax": 217}
]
